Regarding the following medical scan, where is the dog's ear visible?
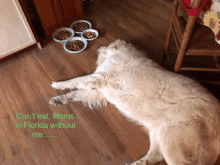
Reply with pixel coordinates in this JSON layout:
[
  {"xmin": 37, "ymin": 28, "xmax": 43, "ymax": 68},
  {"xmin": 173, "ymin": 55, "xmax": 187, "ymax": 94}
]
[
  {"xmin": 115, "ymin": 39, "xmax": 126, "ymax": 49},
  {"xmin": 109, "ymin": 39, "xmax": 126, "ymax": 48},
  {"xmin": 107, "ymin": 47, "xmax": 117, "ymax": 55},
  {"xmin": 109, "ymin": 42, "xmax": 116, "ymax": 48}
]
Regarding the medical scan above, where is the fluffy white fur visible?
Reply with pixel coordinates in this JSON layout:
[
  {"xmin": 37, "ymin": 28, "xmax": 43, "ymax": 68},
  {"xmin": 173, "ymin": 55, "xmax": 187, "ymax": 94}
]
[{"xmin": 50, "ymin": 39, "xmax": 220, "ymax": 165}]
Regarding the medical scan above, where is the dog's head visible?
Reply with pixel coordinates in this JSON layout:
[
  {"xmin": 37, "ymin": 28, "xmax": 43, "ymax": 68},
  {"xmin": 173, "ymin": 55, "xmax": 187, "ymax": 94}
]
[{"xmin": 97, "ymin": 39, "xmax": 126, "ymax": 66}]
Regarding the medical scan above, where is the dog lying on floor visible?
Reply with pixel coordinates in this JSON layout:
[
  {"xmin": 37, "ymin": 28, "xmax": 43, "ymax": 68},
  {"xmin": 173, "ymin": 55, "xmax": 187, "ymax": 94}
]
[{"xmin": 50, "ymin": 39, "xmax": 220, "ymax": 165}]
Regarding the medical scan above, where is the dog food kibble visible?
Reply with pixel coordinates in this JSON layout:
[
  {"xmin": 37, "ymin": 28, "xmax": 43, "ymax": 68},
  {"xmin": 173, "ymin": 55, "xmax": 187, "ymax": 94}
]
[
  {"xmin": 73, "ymin": 22, "xmax": 90, "ymax": 32},
  {"xmin": 83, "ymin": 31, "xmax": 96, "ymax": 39},
  {"xmin": 67, "ymin": 40, "xmax": 85, "ymax": 51},
  {"xmin": 55, "ymin": 31, "xmax": 72, "ymax": 40}
]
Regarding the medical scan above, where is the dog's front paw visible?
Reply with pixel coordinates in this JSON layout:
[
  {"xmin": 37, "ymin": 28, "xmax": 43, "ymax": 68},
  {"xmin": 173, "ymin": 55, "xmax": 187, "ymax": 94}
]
[
  {"xmin": 131, "ymin": 159, "xmax": 144, "ymax": 165},
  {"xmin": 50, "ymin": 97, "xmax": 63, "ymax": 106},
  {"xmin": 51, "ymin": 82, "xmax": 59, "ymax": 89},
  {"xmin": 131, "ymin": 159, "xmax": 154, "ymax": 165},
  {"xmin": 51, "ymin": 82, "xmax": 66, "ymax": 90}
]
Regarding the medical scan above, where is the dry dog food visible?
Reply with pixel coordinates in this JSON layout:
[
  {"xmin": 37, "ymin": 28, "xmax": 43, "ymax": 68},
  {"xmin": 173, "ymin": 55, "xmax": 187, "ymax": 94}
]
[
  {"xmin": 73, "ymin": 22, "xmax": 90, "ymax": 32},
  {"xmin": 83, "ymin": 31, "xmax": 96, "ymax": 39},
  {"xmin": 55, "ymin": 31, "xmax": 72, "ymax": 40},
  {"xmin": 67, "ymin": 40, "xmax": 85, "ymax": 51}
]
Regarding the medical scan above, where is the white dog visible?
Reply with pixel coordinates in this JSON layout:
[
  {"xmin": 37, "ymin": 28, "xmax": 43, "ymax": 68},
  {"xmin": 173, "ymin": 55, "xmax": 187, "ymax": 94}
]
[{"xmin": 50, "ymin": 39, "xmax": 220, "ymax": 165}]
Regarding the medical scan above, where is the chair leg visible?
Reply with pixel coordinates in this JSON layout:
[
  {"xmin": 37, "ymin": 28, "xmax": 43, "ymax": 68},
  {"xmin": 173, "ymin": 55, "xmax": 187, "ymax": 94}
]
[
  {"xmin": 174, "ymin": 49, "xmax": 185, "ymax": 72},
  {"xmin": 213, "ymin": 56, "xmax": 220, "ymax": 69},
  {"xmin": 164, "ymin": 0, "xmax": 178, "ymax": 61},
  {"xmin": 174, "ymin": 0, "xmax": 204, "ymax": 72},
  {"xmin": 174, "ymin": 15, "xmax": 198, "ymax": 72},
  {"xmin": 164, "ymin": 26, "xmax": 172, "ymax": 61}
]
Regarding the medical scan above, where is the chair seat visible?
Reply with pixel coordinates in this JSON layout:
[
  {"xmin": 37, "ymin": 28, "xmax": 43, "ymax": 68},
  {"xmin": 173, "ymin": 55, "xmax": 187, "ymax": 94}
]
[{"xmin": 177, "ymin": 16, "xmax": 220, "ymax": 53}]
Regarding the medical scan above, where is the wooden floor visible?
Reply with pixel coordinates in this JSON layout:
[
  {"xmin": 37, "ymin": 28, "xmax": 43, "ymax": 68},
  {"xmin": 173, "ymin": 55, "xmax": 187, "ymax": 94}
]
[{"xmin": 0, "ymin": 0, "xmax": 219, "ymax": 164}]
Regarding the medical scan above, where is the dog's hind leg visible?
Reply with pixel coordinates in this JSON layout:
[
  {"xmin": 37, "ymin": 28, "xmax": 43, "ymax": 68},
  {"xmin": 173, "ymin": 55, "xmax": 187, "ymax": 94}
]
[
  {"xmin": 158, "ymin": 123, "xmax": 219, "ymax": 165},
  {"xmin": 131, "ymin": 131, "xmax": 164, "ymax": 165},
  {"xmin": 50, "ymin": 89, "xmax": 108, "ymax": 108},
  {"xmin": 51, "ymin": 74, "xmax": 106, "ymax": 90}
]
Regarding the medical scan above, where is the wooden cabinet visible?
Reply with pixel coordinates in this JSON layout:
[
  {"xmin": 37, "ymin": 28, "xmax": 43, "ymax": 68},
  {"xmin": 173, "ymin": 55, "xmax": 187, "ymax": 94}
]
[
  {"xmin": 33, "ymin": 0, "xmax": 84, "ymax": 36},
  {"xmin": 0, "ymin": 0, "xmax": 40, "ymax": 60}
]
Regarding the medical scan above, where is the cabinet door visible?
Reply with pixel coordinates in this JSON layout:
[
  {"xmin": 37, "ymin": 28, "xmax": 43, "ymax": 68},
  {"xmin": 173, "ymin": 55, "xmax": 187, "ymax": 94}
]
[
  {"xmin": 0, "ymin": 0, "xmax": 37, "ymax": 59},
  {"xmin": 60, "ymin": 0, "xmax": 84, "ymax": 23},
  {"xmin": 33, "ymin": 0, "xmax": 84, "ymax": 36}
]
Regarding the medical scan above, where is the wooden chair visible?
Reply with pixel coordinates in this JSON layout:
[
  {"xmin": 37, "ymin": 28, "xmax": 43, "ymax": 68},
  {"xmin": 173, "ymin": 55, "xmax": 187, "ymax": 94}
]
[{"xmin": 164, "ymin": 0, "xmax": 220, "ymax": 75}]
